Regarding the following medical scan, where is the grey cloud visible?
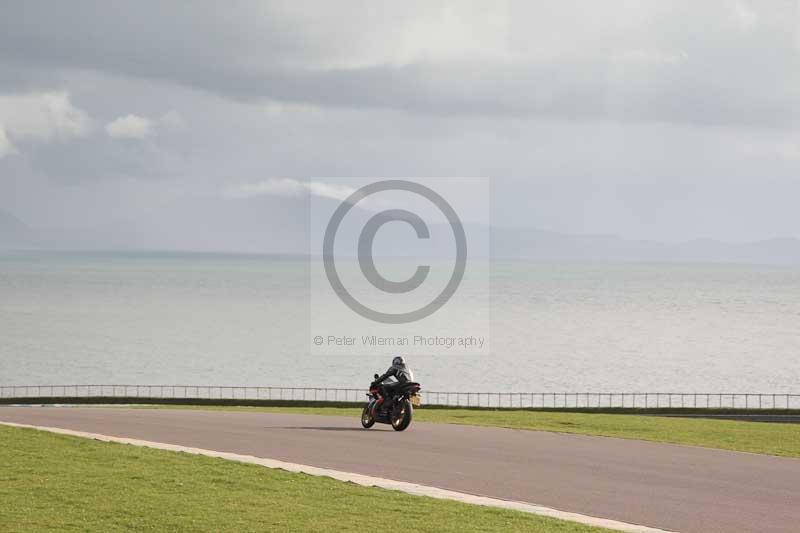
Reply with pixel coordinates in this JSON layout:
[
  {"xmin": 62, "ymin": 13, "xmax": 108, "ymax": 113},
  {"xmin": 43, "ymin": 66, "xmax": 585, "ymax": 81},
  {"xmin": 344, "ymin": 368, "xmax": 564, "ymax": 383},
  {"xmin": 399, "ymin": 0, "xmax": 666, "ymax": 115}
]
[{"xmin": 1, "ymin": 1, "xmax": 799, "ymax": 127}]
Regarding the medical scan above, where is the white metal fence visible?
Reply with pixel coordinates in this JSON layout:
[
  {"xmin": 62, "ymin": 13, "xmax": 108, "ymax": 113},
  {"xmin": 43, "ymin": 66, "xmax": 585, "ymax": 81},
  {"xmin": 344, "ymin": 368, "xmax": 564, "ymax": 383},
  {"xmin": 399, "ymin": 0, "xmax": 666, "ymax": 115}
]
[{"xmin": 2, "ymin": 385, "xmax": 800, "ymax": 409}]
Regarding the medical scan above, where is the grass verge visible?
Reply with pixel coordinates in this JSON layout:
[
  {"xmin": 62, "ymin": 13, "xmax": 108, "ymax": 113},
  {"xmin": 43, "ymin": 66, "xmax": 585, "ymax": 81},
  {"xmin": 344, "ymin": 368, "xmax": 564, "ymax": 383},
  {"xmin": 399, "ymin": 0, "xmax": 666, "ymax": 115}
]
[
  {"xmin": 0, "ymin": 424, "xmax": 610, "ymax": 532},
  {"xmin": 125, "ymin": 404, "xmax": 800, "ymax": 458}
]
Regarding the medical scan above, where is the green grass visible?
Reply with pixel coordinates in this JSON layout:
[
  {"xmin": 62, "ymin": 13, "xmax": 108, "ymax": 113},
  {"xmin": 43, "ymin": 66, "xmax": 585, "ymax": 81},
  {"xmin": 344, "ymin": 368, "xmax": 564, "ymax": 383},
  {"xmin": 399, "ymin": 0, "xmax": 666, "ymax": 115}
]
[
  {"xmin": 128, "ymin": 404, "xmax": 800, "ymax": 458},
  {"xmin": 0, "ymin": 424, "xmax": 609, "ymax": 532}
]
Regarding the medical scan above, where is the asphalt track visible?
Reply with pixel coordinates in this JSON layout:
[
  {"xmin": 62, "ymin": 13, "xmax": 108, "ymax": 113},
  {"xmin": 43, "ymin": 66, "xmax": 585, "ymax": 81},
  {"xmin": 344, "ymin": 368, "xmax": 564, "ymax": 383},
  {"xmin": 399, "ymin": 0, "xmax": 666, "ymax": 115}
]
[{"xmin": 2, "ymin": 407, "xmax": 799, "ymax": 533}]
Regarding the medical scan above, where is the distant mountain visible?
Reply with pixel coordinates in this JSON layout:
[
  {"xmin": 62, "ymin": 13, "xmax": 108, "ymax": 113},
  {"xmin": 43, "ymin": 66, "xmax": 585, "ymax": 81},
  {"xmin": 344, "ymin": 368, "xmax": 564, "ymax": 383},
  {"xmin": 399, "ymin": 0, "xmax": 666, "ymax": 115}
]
[
  {"xmin": 5, "ymin": 199, "xmax": 800, "ymax": 264},
  {"xmin": 491, "ymin": 227, "xmax": 800, "ymax": 265}
]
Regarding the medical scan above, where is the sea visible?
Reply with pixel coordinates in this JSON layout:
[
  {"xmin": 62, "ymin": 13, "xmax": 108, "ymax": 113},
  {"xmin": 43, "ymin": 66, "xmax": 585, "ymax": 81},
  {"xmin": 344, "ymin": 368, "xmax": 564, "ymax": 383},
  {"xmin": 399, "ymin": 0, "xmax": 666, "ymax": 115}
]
[{"xmin": 1, "ymin": 251, "xmax": 799, "ymax": 393}]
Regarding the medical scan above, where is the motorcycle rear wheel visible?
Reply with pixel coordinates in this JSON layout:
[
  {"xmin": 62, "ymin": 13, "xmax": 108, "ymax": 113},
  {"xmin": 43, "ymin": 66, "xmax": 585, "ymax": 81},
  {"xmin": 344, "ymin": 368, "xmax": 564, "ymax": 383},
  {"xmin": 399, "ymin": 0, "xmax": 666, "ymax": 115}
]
[
  {"xmin": 391, "ymin": 399, "xmax": 413, "ymax": 431},
  {"xmin": 361, "ymin": 404, "xmax": 376, "ymax": 428}
]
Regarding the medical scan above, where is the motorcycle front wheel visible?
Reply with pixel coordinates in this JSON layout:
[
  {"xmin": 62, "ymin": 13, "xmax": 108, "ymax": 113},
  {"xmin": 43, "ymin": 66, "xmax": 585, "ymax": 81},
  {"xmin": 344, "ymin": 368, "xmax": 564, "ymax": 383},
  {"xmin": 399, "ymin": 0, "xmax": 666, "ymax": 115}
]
[
  {"xmin": 391, "ymin": 399, "xmax": 413, "ymax": 431},
  {"xmin": 361, "ymin": 404, "xmax": 376, "ymax": 428}
]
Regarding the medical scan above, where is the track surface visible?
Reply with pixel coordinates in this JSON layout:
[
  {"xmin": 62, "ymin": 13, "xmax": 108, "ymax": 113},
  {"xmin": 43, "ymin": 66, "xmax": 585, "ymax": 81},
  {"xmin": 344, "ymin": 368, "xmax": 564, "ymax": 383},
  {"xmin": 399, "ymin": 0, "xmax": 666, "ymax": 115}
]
[{"xmin": 2, "ymin": 407, "xmax": 799, "ymax": 533}]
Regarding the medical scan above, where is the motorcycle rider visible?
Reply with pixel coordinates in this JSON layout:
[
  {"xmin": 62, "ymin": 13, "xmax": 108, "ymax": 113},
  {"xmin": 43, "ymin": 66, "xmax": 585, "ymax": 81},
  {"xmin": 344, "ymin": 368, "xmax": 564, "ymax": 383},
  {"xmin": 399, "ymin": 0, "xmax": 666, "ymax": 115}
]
[{"xmin": 373, "ymin": 356, "xmax": 414, "ymax": 403}]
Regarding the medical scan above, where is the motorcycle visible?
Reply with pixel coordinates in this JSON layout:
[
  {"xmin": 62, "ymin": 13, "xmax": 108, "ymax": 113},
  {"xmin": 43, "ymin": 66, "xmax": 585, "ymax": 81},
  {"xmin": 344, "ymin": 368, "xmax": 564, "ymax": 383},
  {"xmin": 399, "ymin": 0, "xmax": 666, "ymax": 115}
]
[{"xmin": 361, "ymin": 373, "xmax": 421, "ymax": 431}]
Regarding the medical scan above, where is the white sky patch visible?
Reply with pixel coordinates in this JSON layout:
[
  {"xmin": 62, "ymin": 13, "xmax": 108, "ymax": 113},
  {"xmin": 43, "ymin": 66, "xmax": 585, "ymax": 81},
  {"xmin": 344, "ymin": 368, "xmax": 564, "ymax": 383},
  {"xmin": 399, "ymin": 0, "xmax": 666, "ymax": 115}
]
[
  {"xmin": 264, "ymin": 103, "xmax": 283, "ymax": 118},
  {"xmin": 611, "ymin": 48, "xmax": 688, "ymax": 67},
  {"xmin": 226, "ymin": 178, "xmax": 359, "ymax": 203},
  {"xmin": 106, "ymin": 114, "xmax": 153, "ymax": 139},
  {"xmin": 304, "ymin": 180, "xmax": 359, "ymax": 202},
  {"xmin": 0, "ymin": 91, "xmax": 92, "ymax": 144},
  {"xmin": 0, "ymin": 127, "xmax": 15, "ymax": 158},
  {"xmin": 733, "ymin": 2, "xmax": 758, "ymax": 31},
  {"xmin": 228, "ymin": 178, "xmax": 305, "ymax": 198},
  {"xmin": 384, "ymin": 1, "xmax": 514, "ymax": 66}
]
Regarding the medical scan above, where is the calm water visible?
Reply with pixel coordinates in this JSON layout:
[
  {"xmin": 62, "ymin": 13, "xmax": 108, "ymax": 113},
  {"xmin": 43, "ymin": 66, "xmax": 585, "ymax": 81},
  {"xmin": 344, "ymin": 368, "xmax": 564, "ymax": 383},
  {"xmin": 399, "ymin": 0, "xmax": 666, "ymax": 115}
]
[{"xmin": 1, "ymin": 251, "xmax": 799, "ymax": 392}]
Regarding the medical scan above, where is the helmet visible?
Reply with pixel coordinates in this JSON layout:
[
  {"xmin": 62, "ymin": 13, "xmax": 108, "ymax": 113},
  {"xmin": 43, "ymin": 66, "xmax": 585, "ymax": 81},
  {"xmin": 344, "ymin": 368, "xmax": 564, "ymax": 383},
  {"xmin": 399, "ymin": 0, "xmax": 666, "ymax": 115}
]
[{"xmin": 392, "ymin": 356, "xmax": 405, "ymax": 366}]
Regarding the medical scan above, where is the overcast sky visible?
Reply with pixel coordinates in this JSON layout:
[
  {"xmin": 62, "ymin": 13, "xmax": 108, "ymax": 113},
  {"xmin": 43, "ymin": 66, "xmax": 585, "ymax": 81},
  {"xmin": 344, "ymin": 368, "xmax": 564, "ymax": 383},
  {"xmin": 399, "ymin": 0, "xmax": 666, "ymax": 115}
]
[{"xmin": 1, "ymin": 0, "xmax": 800, "ymax": 245}]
